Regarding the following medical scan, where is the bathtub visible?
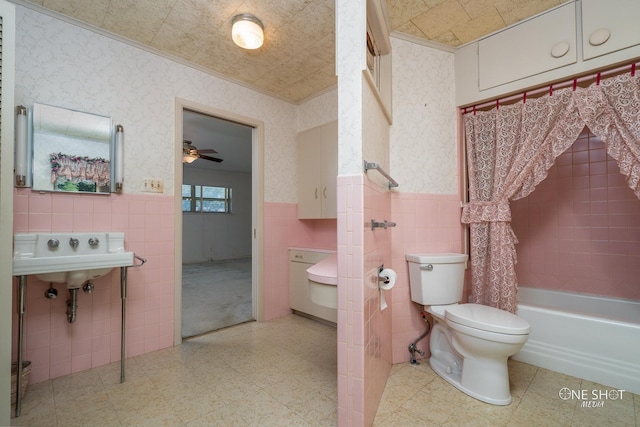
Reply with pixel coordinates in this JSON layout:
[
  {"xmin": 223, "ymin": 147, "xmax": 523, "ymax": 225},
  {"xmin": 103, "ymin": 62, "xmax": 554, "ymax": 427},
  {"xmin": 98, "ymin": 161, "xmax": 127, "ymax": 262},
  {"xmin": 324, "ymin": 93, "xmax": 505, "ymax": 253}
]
[{"xmin": 513, "ymin": 286, "xmax": 640, "ymax": 394}]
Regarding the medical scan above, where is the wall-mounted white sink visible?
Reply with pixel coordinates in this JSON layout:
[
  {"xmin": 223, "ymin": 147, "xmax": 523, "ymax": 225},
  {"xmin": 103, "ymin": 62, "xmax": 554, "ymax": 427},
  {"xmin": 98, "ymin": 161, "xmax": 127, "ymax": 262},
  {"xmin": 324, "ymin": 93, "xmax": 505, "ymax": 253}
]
[
  {"xmin": 13, "ymin": 233, "xmax": 140, "ymax": 415},
  {"xmin": 13, "ymin": 232, "xmax": 134, "ymax": 289},
  {"xmin": 33, "ymin": 268, "xmax": 118, "ymax": 289}
]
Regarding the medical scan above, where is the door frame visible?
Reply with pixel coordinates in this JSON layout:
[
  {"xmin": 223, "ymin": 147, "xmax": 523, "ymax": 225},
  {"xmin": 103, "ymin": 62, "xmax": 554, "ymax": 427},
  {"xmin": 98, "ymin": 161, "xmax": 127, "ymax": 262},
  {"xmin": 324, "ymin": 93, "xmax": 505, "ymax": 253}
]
[
  {"xmin": 173, "ymin": 98, "xmax": 264, "ymax": 345},
  {"xmin": 0, "ymin": 1, "xmax": 16, "ymax": 421}
]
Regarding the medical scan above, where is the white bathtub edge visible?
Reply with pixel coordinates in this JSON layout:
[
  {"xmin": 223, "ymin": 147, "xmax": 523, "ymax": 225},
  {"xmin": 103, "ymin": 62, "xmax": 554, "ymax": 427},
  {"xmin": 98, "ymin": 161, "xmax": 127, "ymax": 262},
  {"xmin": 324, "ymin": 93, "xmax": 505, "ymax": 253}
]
[{"xmin": 513, "ymin": 339, "xmax": 640, "ymax": 395}]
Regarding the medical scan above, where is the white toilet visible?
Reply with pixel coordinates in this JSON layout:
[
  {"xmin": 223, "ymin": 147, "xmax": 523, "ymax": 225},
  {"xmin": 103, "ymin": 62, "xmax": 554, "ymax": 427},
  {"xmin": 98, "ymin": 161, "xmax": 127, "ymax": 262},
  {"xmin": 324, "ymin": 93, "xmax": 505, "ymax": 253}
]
[{"xmin": 406, "ymin": 253, "xmax": 530, "ymax": 405}]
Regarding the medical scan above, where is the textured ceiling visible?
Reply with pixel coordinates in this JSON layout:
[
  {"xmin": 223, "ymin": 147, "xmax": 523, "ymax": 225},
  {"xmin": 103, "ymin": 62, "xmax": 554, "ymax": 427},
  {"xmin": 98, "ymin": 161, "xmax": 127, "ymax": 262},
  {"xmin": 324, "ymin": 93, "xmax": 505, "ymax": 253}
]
[
  {"xmin": 387, "ymin": 0, "xmax": 569, "ymax": 47},
  {"xmin": 23, "ymin": 0, "xmax": 569, "ymax": 104}
]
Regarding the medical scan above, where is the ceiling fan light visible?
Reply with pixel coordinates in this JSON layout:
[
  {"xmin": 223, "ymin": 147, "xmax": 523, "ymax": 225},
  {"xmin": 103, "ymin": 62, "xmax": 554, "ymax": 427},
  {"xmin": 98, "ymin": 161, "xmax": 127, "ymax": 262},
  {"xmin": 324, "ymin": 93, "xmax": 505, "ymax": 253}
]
[
  {"xmin": 183, "ymin": 153, "xmax": 198, "ymax": 163},
  {"xmin": 232, "ymin": 14, "xmax": 264, "ymax": 49}
]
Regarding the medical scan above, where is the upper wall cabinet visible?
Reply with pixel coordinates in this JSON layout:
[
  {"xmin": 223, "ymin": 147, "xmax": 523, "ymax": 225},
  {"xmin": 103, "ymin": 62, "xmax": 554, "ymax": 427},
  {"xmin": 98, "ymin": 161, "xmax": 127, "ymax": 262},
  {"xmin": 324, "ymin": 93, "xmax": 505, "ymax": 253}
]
[
  {"xmin": 297, "ymin": 120, "xmax": 338, "ymax": 219},
  {"xmin": 455, "ymin": 0, "xmax": 640, "ymax": 107},
  {"xmin": 478, "ymin": 3, "xmax": 576, "ymax": 90},
  {"xmin": 582, "ymin": 0, "xmax": 640, "ymax": 60}
]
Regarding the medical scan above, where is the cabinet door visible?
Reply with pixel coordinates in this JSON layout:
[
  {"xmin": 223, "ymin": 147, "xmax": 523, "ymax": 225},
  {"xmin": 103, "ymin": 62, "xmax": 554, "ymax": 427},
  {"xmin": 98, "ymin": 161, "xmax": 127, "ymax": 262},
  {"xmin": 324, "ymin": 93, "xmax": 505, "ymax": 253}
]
[
  {"xmin": 297, "ymin": 126, "xmax": 322, "ymax": 219},
  {"xmin": 582, "ymin": 0, "xmax": 640, "ymax": 60},
  {"xmin": 320, "ymin": 120, "xmax": 338, "ymax": 219},
  {"xmin": 478, "ymin": 2, "xmax": 576, "ymax": 90}
]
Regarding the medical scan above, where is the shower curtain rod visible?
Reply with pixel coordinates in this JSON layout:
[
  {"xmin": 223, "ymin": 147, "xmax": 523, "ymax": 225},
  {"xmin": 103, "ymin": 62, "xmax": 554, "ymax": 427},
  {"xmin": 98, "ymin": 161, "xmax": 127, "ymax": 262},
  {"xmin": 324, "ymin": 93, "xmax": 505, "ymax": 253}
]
[{"xmin": 462, "ymin": 60, "xmax": 640, "ymax": 114}]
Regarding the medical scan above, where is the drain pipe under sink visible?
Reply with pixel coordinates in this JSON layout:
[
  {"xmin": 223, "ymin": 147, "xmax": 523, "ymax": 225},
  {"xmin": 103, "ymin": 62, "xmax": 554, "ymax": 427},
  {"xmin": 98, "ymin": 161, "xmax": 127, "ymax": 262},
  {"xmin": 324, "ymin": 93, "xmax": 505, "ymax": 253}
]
[
  {"xmin": 65, "ymin": 282, "xmax": 94, "ymax": 323},
  {"xmin": 66, "ymin": 288, "xmax": 79, "ymax": 323}
]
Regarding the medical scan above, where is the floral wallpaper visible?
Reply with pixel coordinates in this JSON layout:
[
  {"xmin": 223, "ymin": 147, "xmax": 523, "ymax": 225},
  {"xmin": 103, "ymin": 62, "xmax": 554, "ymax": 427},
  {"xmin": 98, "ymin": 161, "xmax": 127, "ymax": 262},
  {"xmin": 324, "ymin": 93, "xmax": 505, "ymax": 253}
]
[
  {"xmin": 15, "ymin": 7, "xmax": 298, "ymax": 203},
  {"xmin": 296, "ymin": 88, "xmax": 338, "ymax": 132},
  {"xmin": 390, "ymin": 37, "xmax": 458, "ymax": 195}
]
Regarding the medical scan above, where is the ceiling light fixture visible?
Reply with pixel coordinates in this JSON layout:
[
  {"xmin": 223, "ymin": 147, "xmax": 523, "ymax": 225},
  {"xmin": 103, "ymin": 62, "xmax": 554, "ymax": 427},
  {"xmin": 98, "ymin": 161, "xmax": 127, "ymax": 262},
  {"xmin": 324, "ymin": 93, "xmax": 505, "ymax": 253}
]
[
  {"xmin": 232, "ymin": 14, "xmax": 264, "ymax": 50},
  {"xmin": 183, "ymin": 153, "xmax": 198, "ymax": 163},
  {"xmin": 183, "ymin": 141, "xmax": 199, "ymax": 163}
]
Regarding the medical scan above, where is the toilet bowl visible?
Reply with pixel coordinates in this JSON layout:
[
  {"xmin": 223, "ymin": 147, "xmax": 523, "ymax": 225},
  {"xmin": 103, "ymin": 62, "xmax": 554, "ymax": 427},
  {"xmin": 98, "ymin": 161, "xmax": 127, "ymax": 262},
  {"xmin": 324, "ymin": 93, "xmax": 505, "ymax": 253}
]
[
  {"xmin": 427, "ymin": 302, "xmax": 529, "ymax": 404},
  {"xmin": 406, "ymin": 253, "xmax": 530, "ymax": 405}
]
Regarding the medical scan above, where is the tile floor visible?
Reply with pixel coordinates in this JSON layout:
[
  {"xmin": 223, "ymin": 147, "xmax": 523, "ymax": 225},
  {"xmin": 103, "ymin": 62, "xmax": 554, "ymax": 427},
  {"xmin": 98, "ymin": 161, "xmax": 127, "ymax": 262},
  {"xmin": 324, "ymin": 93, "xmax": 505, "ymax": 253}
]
[
  {"xmin": 11, "ymin": 314, "xmax": 639, "ymax": 426},
  {"xmin": 374, "ymin": 359, "xmax": 639, "ymax": 427}
]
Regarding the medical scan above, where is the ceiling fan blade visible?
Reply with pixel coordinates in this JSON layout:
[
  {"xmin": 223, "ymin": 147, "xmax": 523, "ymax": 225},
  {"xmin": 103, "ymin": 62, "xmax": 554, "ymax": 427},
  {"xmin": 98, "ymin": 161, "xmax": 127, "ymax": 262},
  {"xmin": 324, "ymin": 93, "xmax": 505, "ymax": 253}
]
[
  {"xmin": 199, "ymin": 154, "xmax": 223, "ymax": 163},
  {"xmin": 197, "ymin": 148, "xmax": 218, "ymax": 153}
]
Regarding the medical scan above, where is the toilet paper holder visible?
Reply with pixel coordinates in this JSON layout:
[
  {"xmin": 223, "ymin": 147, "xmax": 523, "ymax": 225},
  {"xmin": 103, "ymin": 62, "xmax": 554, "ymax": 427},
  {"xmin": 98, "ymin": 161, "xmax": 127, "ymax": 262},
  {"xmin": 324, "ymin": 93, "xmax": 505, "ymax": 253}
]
[
  {"xmin": 378, "ymin": 265, "xmax": 388, "ymax": 283},
  {"xmin": 378, "ymin": 265, "xmax": 396, "ymax": 284},
  {"xmin": 377, "ymin": 265, "xmax": 397, "ymax": 311}
]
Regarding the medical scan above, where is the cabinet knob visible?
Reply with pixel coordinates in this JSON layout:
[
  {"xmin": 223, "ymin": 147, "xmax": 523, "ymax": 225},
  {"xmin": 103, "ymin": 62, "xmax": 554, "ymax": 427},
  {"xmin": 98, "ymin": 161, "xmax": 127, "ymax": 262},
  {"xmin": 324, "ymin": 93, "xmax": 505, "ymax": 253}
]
[
  {"xmin": 589, "ymin": 28, "xmax": 611, "ymax": 46},
  {"xmin": 323, "ymin": 187, "xmax": 327, "ymax": 199},
  {"xmin": 550, "ymin": 41, "xmax": 570, "ymax": 58},
  {"xmin": 315, "ymin": 188, "xmax": 318, "ymax": 199}
]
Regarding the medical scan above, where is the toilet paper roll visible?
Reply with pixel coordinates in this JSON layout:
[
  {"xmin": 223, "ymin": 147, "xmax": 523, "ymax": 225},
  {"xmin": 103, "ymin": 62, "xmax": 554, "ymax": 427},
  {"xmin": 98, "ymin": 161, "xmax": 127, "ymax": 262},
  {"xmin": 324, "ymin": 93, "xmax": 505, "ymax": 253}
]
[
  {"xmin": 378, "ymin": 268, "xmax": 397, "ymax": 290},
  {"xmin": 378, "ymin": 268, "xmax": 397, "ymax": 311}
]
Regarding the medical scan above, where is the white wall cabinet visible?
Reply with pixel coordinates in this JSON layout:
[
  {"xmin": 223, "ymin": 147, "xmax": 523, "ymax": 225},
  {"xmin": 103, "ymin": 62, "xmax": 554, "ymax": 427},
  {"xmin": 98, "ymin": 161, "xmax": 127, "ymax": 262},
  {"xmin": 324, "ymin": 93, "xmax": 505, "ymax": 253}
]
[
  {"xmin": 289, "ymin": 249, "xmax": 336, "ymax": 323},
  {"xmin": 297, "ymin": 120, "xmax": 338, "ymax": 219},
  {"xmin": 582, "ymin": 0, "xmax": 640, "ymax": 60},
  {"xmin": 478, "ymin": 2, "xmax": 576, "ymax": 90},
  {"xmin": 456, "ymin": 0, "xmax": 640, "ymax": 106}
]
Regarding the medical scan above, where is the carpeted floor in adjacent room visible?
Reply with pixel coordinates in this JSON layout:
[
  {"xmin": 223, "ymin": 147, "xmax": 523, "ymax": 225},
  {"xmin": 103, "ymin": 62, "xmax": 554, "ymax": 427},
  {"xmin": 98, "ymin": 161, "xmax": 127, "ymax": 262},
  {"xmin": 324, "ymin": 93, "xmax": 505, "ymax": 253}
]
[{"xmin": 182, "ymin": 258, "xmax": 252, "ymax": 338}]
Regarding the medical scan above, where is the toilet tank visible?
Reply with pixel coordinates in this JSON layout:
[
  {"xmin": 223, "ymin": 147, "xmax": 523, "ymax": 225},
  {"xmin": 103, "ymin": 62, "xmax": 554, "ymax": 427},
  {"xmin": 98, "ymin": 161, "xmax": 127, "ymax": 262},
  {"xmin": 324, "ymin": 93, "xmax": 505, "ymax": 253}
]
[{"xmin": 405, "ymin": 253, "xmax": 468, "ymax": 305}]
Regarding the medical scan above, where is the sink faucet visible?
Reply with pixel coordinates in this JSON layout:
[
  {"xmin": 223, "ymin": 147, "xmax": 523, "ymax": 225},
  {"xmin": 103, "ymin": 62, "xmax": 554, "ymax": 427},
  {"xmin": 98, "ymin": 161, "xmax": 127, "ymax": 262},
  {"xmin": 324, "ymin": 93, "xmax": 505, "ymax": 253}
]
[{"xmin": 69, "ymin": 237, "xmax": 79, "ymax": 249}]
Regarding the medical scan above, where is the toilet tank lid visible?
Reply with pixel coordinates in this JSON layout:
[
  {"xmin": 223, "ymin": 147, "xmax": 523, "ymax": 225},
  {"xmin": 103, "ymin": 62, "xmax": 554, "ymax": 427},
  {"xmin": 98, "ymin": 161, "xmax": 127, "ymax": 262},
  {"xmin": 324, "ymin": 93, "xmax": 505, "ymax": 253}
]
[
  {"xmin": 445, "ymin": 303, "xmax": 530, "ymax": 335},
  {"xmin": 405, "ymin": 253, "xmax": 468, "ymax": 264}
]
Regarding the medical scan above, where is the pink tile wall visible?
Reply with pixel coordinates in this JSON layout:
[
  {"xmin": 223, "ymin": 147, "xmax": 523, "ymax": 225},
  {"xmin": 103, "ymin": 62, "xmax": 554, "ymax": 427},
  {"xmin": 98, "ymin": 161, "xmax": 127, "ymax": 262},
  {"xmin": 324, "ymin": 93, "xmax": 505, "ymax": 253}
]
[
  {"xmin": 336, "ymin": 175, "xmax": 365, "ymax": 427},
  {"xmin": 362, "ymin": 177, "xmax": 393, "ymax": 426},
  {"xmin": 334, "ymin": 178, "xmax": 466, "ymax": 424},
  {"xmin": 335, "ymin": 174, "xmax": 402, "ymax": 426},
  {"xmin": 389, "ymin": 192, "xmax": 465, "ymax": 363},
  {"xmin": 511, "ymin": 128, "xmax": 640, "ymax": 300},
  {"xmin": 262, "ymin": 202, "xmax": 337, "ymax": 320},
  {"xmin": 12, "ymin": 189, "xmax": 175, "ymax": 384},
  {"xmin": 13, "ymin": 195, "xmax": 335, "ymax": 383}
]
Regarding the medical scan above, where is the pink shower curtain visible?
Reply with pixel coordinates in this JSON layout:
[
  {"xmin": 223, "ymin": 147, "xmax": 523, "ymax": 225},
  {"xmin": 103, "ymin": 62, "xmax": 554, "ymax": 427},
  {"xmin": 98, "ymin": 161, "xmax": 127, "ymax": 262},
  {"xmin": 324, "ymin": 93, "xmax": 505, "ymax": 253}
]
[
  {"xmin": 574, "ymin": 74, "xmax": 640, "ymax": 200},
  {"xmin": 462, "ymin": 72, "xmax": 640, "ymax": 313}
]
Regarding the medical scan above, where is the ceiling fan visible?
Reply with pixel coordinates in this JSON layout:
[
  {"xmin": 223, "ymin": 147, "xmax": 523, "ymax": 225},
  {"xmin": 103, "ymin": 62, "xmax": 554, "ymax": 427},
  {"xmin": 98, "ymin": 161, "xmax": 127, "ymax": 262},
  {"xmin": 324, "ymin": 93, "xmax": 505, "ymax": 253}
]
[{"xmin": 182, "ymin": 140, "xmax": 223, "ymax": 163}]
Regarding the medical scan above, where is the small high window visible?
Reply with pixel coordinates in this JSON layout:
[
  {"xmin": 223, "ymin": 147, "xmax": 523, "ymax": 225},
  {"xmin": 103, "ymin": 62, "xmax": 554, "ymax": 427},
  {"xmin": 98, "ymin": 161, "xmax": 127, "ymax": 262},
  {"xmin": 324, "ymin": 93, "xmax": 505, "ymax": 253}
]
[{"xmin": 182, "ymin": 185, "xmax": 232, "ymax": 213}]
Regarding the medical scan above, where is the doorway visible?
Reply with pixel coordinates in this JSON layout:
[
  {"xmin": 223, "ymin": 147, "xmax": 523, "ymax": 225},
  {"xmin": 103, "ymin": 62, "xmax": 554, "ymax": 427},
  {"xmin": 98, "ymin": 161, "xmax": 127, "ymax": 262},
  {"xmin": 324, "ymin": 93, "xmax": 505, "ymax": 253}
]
[{"xmin": 174, "ymin": 99, "xmax": 264, "ymax": 341}]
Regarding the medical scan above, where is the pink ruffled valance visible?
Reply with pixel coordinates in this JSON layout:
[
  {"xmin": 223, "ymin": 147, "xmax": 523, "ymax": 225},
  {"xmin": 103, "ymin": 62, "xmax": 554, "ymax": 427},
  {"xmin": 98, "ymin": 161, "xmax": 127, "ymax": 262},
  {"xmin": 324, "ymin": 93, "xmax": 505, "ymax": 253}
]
[
  {"xmin": 463, "ymin": 71, "xmax": 640, "ymax": 313},
  {"xmin": 573, "ymin": 74, "xmax": 640, "ymax": 200}
]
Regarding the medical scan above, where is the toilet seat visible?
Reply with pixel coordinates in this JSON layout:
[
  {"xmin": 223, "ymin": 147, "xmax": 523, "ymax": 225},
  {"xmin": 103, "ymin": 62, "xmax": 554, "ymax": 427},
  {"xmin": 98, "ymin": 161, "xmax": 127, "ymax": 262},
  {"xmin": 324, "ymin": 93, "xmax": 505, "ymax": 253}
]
[
  {"xmin": 445, "ymin": 303, "xmax": 530, "ymax": 335},
  {"xmin": 425, "ymin": 304, "xmax": 454, "ymax": 319}
]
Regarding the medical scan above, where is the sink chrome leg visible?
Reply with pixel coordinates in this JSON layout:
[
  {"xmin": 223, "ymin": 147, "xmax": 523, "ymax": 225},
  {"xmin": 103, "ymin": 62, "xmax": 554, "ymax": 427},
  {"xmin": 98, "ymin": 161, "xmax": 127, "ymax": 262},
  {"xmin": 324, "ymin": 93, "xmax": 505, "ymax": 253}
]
[
  {"xmin": 120, "ymin": 267, "xmax": 127, "ymax": 383},
  {"xmin": 15, "ymin": 276, "xmax": 27, "ymax": 417}
]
